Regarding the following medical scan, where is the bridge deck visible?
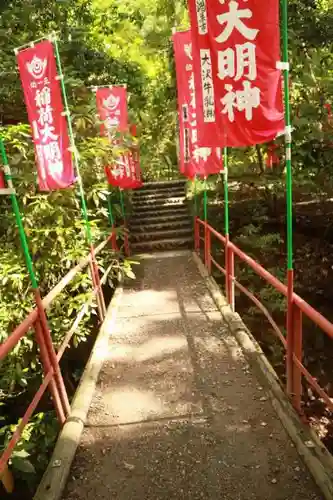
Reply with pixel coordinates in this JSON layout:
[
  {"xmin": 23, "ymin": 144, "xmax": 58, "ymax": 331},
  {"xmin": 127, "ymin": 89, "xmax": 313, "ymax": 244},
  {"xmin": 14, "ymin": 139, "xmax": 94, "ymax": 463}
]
[{"xmin": 63, "ymin": 251, "xmax": 321, "ymax": 500}]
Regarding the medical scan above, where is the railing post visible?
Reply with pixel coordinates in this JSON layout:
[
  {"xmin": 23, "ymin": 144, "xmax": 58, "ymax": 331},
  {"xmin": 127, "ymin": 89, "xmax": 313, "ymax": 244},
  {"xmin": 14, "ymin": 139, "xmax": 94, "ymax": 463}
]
[
  {"xmin": 225, "ymin": 236, "xmax": 230, "ymax": 305},
  {"xmin": 228, "ymin": 245, "xmax": 235, "ymax": 312},
  {"xmin": 34, "ymin": 290, "xmax": 70, "ymax": 419},
  {"xmin": 1, "ymin": 465, "xmax": 14, "ymax": 493},
  {"xmin": 34, "ymin": 319, "xmax": 66, "ymax": 424},
  {"xmin": 206, "ymin": 228, "xmax": 211, "ymax": 274},
  {"xmin": 89, "ymin": 244, "xmax": 106, "ymax": 322},
  {"xmin": 292, "ymin": 304, "xmax": 303, "ymax": 413},
  {"xmin": 204, "ymin": 222, "xmax": 208, "ymax": 269},
  {"xmin": 286, "ymin": 270, "xmax": 294, "ymax": 398}
]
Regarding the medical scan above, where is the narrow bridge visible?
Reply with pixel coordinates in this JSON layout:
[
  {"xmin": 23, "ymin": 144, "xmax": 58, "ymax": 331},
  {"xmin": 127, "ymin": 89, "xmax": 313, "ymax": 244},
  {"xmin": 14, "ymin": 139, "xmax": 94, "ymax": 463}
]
[{"xmin": 2, "ymin": 181, "xmax": 333, "ymax": 500}]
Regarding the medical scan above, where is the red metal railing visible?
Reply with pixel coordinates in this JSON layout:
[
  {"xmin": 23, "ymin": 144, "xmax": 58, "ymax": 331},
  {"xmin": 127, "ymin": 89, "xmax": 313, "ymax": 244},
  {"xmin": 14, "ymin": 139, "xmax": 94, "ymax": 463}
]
[
  {"xmin": 195, "ymin": 217, "xmax": 333, "ymax": 415},
  {"xmin": 0, "ymin": 231, "xmax": 118, "ymax": 483}
]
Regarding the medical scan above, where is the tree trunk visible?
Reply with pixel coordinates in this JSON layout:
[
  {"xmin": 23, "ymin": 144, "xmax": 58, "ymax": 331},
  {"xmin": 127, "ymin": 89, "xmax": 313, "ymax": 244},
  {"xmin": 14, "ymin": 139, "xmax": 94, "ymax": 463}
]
[{"xmin": 256, "ymin": 144, "xmax": 265, "ymax": 174}]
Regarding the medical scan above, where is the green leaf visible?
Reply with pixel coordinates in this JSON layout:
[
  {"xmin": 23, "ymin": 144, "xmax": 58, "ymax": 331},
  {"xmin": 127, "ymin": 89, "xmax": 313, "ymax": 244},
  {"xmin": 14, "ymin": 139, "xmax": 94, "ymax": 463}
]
[
  {"xmin": 11, "ymin": 457, "xmax": 36, "ymax": 474},
  {"xmin": 13, "ymin": 449, "xmax": 30, "ymax": 459},
  {"xmin": 124, "ymin": 269, "xmax": 136, "ymax": 280}
]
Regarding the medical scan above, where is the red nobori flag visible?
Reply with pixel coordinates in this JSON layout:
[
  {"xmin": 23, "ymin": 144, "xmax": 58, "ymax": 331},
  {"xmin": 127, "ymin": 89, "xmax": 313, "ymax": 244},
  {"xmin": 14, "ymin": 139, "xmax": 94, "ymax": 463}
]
[
  {"xmin": 105, "ymin": 150, "xmax": 142, "ymax": 189},
  {"xmin": 0, "ymin": 170, "xmax": 5, "ymax": 190},
  {"xmin": 132, "ymin": 147, "xmax": 142, "ymax": 188},
  {"xmin": 16, "ymin": 41, "xmax": 75, "ymax": 191},
  {"xmin": 104, "ymin": 123, "xmax": 142, "ymax": 190},
  {"xmin": 105, "ymin": 153, "xmax": 135, "ymax": 189},
  {"xmin": 187, "ymin": 0, "xmax": 284, "ymax": 147},
  {"xmin": 129, "ymin": 125, "xmax": 142, "ymax": 188},
  {"xmin": 96, "ymin": 87, "xmax": 128, "ymax": 135},
  {"xmin": 172, "ymin": 30, "xmax": 222, "ymax": 179}
]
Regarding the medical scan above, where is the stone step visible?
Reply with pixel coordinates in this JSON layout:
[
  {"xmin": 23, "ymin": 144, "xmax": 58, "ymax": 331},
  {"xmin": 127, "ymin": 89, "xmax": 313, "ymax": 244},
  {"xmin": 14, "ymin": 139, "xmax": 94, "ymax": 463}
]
[
  {"xmin": 132, "ymin": 193, "xmax": 186, "ymax": 206},
  {"xmin": 140, "ymin": 180, "xmax": 186, "ymax": 190},
  {"xmin": 133, "ymin": 189, "xmax": 186, "ymax": 201},
  {"xmin": 129, "ymin": 219, "xmax": 192, "ymax": 233},
  {"xmin": 130, "ymin": 236, "xmax": 192, "ymax": 253},
  {"xmin": 132, "ymin": 202, "xmax": 188, "ymax": 213},
  {"xmin": 131, "ymin": 227, "xmax": 192, "ymax": 243},
  {"xmin": 130, "ymin": 212, "xmax": 191, "ymax": 225}
]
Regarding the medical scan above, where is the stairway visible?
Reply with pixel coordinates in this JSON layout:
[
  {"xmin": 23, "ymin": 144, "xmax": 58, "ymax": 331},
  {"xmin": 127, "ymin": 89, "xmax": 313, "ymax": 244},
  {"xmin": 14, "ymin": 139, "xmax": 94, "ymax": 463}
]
[{"xmin": 129, "ymin": 180, "xmax": 193, "ymax": 253}]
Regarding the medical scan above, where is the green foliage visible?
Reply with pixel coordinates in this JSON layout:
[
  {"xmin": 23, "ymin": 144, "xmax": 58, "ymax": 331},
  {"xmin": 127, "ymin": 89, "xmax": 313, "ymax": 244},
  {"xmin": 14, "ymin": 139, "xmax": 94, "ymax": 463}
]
[
  {"xmin": 0, "ymin": 0, "xmax": 333, "ymax": 489},
  {"xmin": 0, "ymin": 0, "xmax": 163, "ymax": 484},
  {"xmin": 235, "ymin": 224, "xmax": 283, "ymax": 253},
  {"xmin": 0, "ymin": 412, "xmax": 59, "ymax": 488}
]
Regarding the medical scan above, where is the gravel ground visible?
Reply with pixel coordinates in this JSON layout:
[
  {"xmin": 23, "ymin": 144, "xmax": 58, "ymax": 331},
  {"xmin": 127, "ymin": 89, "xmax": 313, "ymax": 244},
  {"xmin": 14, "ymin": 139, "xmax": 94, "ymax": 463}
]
[{"xmin": 63, "ymin": 251, "xmax": 323, "ymax": 500}]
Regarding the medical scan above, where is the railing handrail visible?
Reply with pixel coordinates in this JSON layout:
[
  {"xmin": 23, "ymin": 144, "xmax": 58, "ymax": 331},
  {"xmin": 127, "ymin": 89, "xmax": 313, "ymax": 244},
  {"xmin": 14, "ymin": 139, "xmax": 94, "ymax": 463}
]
[
  {"xmin": 197, "ymin": 217, "xmax": 333, "ymax": 340},
  {"xmin": 0, "ymin": 235, "xmax": 112, "ymax": 361},
  {"xmin": 194, "ymin": 216, "xmax": 333, "ymax": 416},
  {"xmin": 0, "ymin": 232, "xmax": 115, "ymax": 481}
]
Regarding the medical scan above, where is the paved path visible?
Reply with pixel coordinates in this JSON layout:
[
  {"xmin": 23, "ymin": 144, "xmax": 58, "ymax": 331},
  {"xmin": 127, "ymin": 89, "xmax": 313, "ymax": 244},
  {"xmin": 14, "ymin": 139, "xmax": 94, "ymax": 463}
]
[{"xmin": 63, "ymin": 251, "xmax": 322, "ymax": 500}]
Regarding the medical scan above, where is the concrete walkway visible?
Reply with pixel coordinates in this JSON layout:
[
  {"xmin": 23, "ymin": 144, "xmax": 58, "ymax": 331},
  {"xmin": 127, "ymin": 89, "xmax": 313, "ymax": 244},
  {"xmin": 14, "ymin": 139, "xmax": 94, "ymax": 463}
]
[{"xmin": 63, "ymin": 251, "xmax": 322, "ymax": 500}]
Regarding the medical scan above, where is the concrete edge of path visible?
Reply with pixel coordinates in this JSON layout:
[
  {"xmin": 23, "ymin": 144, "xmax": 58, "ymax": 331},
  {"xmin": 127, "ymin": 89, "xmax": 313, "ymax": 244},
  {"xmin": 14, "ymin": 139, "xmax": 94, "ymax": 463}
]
[
  {"xmin": 192, "ymin": 251, "xmax": 333, "ymax": 500},
  {"xmin": 34, "ymin": 284, "xmax": 124, "ymax": 500}
]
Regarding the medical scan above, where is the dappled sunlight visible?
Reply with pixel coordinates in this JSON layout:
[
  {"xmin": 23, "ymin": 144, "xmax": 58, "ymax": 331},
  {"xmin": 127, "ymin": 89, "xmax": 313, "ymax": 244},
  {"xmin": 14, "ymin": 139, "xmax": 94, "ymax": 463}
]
[
  {"xmin": 226, "ymin": 422, "xmax": 251, "ymax": 433},
  {"xmin": 295, "ymin": 198, "xmax": 332, "ymax": 206},
  {"xmin": 119, "ymin": 289, "xmax": 180, "ymax": 316},
  {"xmin": 134, "ymin": 335, "xmax": 188, "ymax": 362},
  {"xmin": 196, "ymin": 336, "xmax": 223, "ymax": 354},
  {"xmin": 103, "ymin": 387, "xmax": 165, "ymax": 424},
  {"xmin": 105, "ymin": 335, "xmax": 187, "ymax": 363}
]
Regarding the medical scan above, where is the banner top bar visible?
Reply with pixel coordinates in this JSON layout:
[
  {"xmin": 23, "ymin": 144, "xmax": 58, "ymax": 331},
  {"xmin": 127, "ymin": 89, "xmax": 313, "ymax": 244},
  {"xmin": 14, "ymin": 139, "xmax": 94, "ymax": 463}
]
[
  {"xmin": 14, "ymin": 32, "xmax": 58, "ymax": 54},
  {"xmin": 89, "ymin": 84, "xmax": 127, "ymax": 92}
]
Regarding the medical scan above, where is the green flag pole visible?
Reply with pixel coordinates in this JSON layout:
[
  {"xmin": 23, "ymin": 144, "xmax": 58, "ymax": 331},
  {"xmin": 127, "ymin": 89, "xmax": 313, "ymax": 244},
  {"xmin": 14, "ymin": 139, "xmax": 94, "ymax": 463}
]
[
  {"xmin": 0, "ymin": 140, "xmax": 37, "ymax": 289},
  {"xmin": 119, "ymin": 187, "xmax": 125, "ymax": 221},
  {"xmin": 281, "ymin": 0, "xmax": 295, "ymax": 399},
  {"xmin": 107, "ymin": 188, "xmax": 118, "ymax": 250},
  {"xmin": 223, "ymin": 146, "xmax": 233, "ymax": 310},
  {"xmin": 119, "ymin": 187, "xmax": 129, "ymax": 255},
  {"xmin": 90, "ymin": 86, "xmax": 116, "ymax": 230},
  {"xmin": 51, "ymin": 33, "xmax": 106, "ymax": 318},
  {"xmin": 281, "ymin": 1, "xmax": 293, "ymax": 273},
  {"xmin": 52, "ymin": 35, "xmax": 92, "ymax": 245},
  {"xmin": 0, "ymin": 138, "xmax": 69, "ymax": 422},
  {"xmin": 107, "ymin": 188, "xmax": 115, "ymax": 226}
]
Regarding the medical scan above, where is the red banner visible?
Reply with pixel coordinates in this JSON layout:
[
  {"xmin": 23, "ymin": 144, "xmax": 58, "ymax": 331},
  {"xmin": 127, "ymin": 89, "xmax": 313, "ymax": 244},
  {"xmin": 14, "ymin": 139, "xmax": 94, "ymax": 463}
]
[
  {"xmin": 16, "ymin": 41, "xmax": 75, "ymax": 191},
  {"xmin": 96, "ymin": 87, "xmax": 128, "ymax": 135},
  {"xmin": 96, "ymin": 86, "xmax": 138, "ymax": 189},
  {"xmin": 105, "ymin": 126, "xmax": 142, "ymax": 190},
  {"xmin": 0, "ymin": 170, "xmax": 5, "ymax": 189},
  {"xmin": 130, "ymin": 124, "xmax": 142, "ymax": 188},
  {"xmin": 173, "ymin": 30, "xmax": 222, "ymax": 179},
  {"xmin": 105, "ymin": 152, "xmax": 141, "ymax": 189},
  {"xmin": 187, "ymin": 0, "xmax": 284, "ymax": 147}
]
